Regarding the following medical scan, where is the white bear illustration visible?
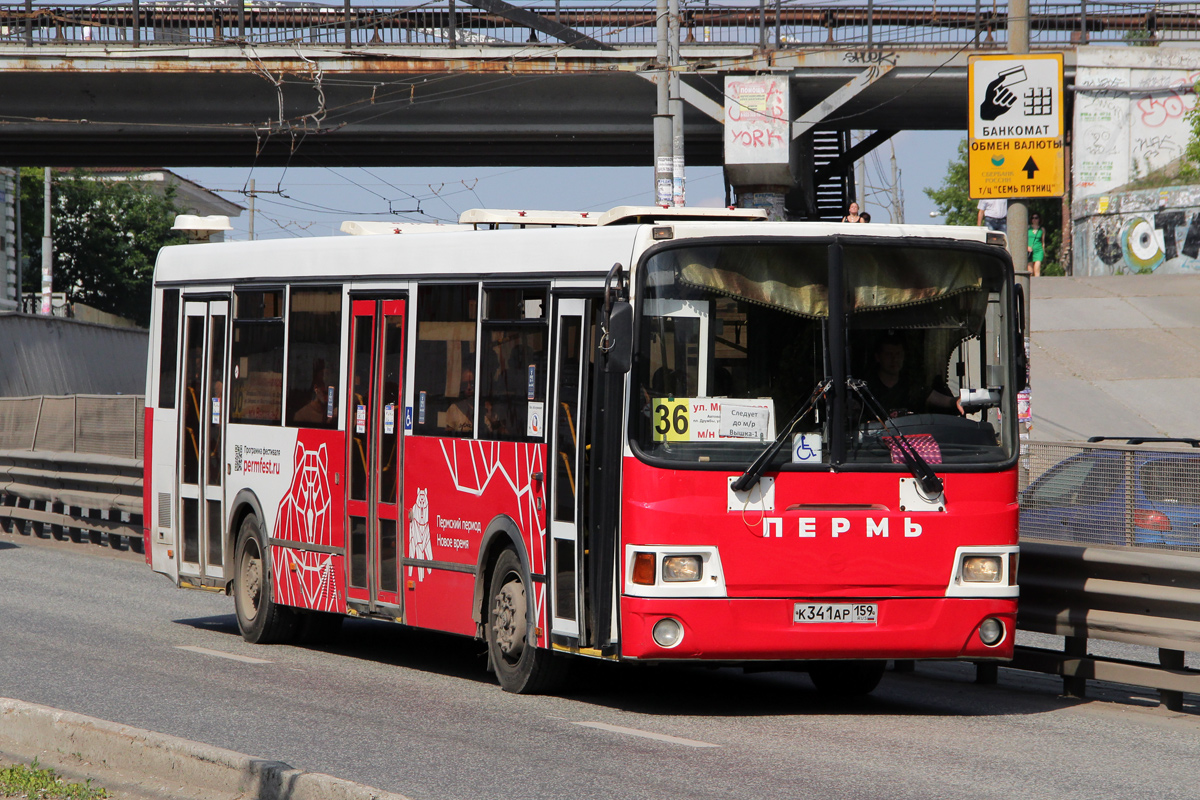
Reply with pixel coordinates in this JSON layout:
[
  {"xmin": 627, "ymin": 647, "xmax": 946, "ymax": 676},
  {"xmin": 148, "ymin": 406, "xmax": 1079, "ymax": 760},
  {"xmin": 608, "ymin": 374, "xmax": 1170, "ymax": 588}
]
[{"xmin": 408, "ymin": 488, "xmax": 432, "ymax": 580}]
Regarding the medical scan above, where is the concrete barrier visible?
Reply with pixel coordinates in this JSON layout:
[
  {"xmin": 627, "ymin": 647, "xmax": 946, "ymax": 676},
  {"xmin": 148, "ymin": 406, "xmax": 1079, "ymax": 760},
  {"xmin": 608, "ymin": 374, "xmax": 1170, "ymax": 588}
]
[{"xmin": 0, "ymin": 698, "xmax": 411, "ymax": 800}]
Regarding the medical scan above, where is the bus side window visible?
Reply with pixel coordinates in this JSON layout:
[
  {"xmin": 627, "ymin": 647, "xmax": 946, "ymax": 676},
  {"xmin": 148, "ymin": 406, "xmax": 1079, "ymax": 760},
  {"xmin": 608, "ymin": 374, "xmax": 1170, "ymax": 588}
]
[
  {"xmin": 157, "ymin": 289, "xmax": 180, "ymax": 409},
  {"xmin": 285, "ymin": 287, "xmax": 342, "ymax": 429},
  {"xmin": 413, "ymin": 284, "xmax": 478, "ymax": 437},
  {"xmin": 230, "ymin": 289, "xmax": 285, "ymax": 426},
  {"xmin": 479, "ymin": 286, "xmax": 547, "ymax": 442}
]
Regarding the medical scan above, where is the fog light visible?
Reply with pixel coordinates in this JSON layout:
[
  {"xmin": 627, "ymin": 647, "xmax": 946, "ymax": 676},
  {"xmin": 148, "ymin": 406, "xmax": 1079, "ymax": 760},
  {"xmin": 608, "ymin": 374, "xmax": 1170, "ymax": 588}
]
[
  {"xmin": 979, "ymin": 617, "xmax": 1005, "ymax": 646},
  {"xmin": 651, "ymin": 617, "xmax": 684, "ymax": 648},
  {"xmin": 632, "ymin": 552, "xmax": 656, "ymax": 585},
  {"xmin": 962, "ymin": 555, "xmax": 1002, "ymax": 583},
  {"xmin": 662, "ymin": 555, "xmax": 702, "ymax": 582}
]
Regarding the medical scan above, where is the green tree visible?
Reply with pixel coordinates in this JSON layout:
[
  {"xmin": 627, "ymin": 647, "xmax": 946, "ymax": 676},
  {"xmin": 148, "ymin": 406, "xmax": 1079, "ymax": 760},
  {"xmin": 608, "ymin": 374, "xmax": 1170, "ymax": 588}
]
[
  {"xmin": 923, "ymin": 139, "xmax": 977, "ymax": 226},
  {"xmin": 924, "ymin": 138, "xmax": 1064, "ymax": 274},
  {"xmin": 20, "ymin": 168, "xmax": 187, "ymax": 326}
]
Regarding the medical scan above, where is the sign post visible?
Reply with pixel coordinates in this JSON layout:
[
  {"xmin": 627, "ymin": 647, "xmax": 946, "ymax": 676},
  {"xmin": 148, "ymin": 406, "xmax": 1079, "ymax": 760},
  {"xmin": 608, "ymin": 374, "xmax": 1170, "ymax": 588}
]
[{"xmin": 967, "ymin": 54, "xmax": 1065, "ymax": 199}]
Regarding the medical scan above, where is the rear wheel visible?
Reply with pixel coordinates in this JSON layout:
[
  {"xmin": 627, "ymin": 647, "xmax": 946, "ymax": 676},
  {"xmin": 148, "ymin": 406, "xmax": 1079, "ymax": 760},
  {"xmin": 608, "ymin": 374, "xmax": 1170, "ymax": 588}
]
[
  {"xmin": 808, "ymin": 661, "xmax": 886, "ymax": 697},
  {"xmin": 233, "ymin": 514, "xmax": 298, "ymax": 644},
  {"xmin": 486, "ymin": 548, "xmax": 567, "ymax": 694}
]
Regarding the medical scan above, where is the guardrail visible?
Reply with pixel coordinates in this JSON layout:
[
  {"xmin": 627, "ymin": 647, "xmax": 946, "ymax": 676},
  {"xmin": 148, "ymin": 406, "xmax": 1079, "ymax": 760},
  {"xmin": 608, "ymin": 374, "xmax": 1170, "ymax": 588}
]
[
  {"xmin": 0, "ymin": 1, "xmax": 1194, "ymax": 50},
  {"xmin": 0, "ymin": 395, "xmax": 144, "ymax": 552},
  {"xmin": 1015, "ymin": 541, "xmax": 1200, "ymax": 710},
  {"xmin": 0, "ymin": 449, "xmax": 144, "ymax": 551}
]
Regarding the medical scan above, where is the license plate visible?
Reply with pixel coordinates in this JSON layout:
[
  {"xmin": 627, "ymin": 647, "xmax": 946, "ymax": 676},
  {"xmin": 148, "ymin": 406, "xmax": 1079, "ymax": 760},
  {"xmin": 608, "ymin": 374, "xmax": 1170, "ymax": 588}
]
[{"xmin": 793, "ymin": 602, "xmax": 878, "ymax": 624}]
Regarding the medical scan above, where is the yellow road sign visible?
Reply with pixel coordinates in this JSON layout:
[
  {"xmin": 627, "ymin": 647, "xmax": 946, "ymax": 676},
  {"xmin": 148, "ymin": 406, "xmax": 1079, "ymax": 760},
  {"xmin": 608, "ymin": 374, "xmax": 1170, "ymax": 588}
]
[
  {"xmin": 969, "ymin": 137, "xmax": 1065, "ymax": 198},
  {"xmin": 968, "ymin": 54, "xmax": 1065, "ymax": 198}
]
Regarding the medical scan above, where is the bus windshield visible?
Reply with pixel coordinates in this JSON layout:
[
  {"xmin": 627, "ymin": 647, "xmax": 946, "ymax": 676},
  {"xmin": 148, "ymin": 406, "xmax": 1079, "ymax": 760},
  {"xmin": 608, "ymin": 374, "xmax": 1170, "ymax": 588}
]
[{"xmin": 633, "ymin": 239, "xmax": 1015, "ymax": 469}]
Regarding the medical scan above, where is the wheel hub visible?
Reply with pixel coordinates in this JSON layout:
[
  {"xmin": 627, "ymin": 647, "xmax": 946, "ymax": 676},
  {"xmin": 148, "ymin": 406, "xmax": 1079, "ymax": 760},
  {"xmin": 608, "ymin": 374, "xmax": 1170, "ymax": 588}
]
[
  {"xmin": 240, "ymin": 549, "xmax": 262, "ymax": 620},
  {"xmin": 491, "ymin": 578, "xmax": 527, "ymax": 660}
]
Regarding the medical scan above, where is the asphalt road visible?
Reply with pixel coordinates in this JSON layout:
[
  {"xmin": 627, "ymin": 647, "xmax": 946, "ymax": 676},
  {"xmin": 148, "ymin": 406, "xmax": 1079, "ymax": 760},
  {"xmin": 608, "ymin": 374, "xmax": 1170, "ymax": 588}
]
[{"xmin": 2, "ymin": 530, "xmax": 1198, "ymax": 800}]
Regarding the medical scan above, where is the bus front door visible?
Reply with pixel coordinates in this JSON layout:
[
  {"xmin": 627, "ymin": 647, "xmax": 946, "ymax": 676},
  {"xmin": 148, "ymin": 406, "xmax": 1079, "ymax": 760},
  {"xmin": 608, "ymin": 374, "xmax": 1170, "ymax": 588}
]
[
  {"xmin": 346, "ymin": 298, "xmax": 407, "ymax": 615},
  {"xmin": 178, "ymin": 298, "xmax": 228, "ymax": 583},
  {"xmin": 549, "ymin": 298, "xmax": 589, "ymax": 640}
]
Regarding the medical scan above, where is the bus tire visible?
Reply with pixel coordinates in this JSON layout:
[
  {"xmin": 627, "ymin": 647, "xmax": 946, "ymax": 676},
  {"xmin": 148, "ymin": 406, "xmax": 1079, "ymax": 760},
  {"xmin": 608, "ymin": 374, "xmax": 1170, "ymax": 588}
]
[
  {"xmin": 485, "ymin": 548, "xmax": 567, "ymax": 694},
  {"xmin": 808, "ymin": 661, "xmax": 886, "ymax": 697},
  {"xmin": 233, "ymin": 514, "xmax": 297, "ymax": 644}
]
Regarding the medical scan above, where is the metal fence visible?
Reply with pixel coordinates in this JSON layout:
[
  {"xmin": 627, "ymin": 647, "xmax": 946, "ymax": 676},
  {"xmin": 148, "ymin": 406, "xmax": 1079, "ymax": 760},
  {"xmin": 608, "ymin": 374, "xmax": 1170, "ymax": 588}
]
[
  {"xmin": 1020, "ymin": 439, "xmax": 1200, "ymax": 552},
  {"xmin": 0, "ymin": 1, "xmax": 1195, "ymax": 49},
  {"xmin": 0, "ymin": 394, "xmax": 144, "ymax": 460}
]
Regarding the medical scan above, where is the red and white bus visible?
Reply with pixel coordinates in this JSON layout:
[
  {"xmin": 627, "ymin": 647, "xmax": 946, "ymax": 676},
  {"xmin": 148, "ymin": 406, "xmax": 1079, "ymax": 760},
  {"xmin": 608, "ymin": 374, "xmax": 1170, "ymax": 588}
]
[{"xmin": 143, "ymin": 206, "xmax": 1021, "ymax": 695}]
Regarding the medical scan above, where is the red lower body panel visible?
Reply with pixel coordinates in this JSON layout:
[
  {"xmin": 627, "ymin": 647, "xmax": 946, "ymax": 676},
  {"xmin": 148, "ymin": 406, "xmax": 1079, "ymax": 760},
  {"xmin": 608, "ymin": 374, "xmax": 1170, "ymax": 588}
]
[{"xmin": 620, "ymin": 596, "xmax": 1016, "ymax": 661}]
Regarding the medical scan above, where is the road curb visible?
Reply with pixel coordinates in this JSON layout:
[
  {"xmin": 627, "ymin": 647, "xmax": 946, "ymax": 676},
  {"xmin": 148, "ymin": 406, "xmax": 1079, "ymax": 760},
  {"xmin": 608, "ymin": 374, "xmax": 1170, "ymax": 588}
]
[{"xmin": 0, "ymin": 698, "xmax": 411, "ymax": 800}]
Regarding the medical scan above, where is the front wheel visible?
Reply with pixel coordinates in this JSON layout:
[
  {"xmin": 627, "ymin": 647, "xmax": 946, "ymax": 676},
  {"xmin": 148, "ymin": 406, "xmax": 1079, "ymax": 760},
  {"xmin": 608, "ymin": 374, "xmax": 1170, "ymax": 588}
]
[
  {"xmin": 485, "ymin": 548, "xmax": 567, "ymax": 694},
  {"xmin": 808, "ymin": 660, "xmax": 886, "ymax": 697},
  {"xmin": 233, "ymin": 514, "xmax": 297, "ymax": 644}
]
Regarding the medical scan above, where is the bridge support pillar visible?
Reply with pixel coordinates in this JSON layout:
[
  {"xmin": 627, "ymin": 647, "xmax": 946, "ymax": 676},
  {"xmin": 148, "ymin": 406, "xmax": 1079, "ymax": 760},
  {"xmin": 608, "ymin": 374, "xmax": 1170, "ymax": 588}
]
[{"xmin": 723, "ymin": 75, "xmax": 796, "ymax": 221}]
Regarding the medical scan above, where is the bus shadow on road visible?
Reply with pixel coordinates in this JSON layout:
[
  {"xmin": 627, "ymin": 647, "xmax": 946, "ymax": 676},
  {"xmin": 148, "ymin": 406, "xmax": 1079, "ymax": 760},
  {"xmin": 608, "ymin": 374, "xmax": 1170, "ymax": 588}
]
[
  {"xmin": 171, "ymin": 613, "xmax": 1091, "ymax": 718},
  {"xmin": 173, "ymin": 613, "xmax": 496, "ymax": 686}
]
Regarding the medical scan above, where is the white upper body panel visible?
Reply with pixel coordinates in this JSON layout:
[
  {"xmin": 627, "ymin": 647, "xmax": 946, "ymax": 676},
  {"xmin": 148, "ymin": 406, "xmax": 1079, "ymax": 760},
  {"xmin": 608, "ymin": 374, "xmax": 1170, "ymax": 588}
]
[{"xmin": 152, "ymin": 219, "xmax": 997, "ymax": 287}]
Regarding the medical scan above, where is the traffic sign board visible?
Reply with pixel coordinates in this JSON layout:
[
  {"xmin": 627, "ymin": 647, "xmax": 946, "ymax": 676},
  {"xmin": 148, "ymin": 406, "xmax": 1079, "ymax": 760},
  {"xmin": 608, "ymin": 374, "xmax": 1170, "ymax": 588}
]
[{"xmin": 968, "ymin": 54, "xmax": 1065, "ymax": 198}]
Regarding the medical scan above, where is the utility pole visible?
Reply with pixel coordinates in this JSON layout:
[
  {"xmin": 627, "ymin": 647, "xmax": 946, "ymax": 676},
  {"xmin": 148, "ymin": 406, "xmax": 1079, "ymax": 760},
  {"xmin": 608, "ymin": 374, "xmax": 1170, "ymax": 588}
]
[
  {"xmin": 890, "ymin": 142, "xmax": 903, "ymax": 223},
  {"xmin": 653, "ymin": 0, "xmax": 673, "ymax": 206},
  {"xmin": 668, "ymin": 0, "xmax": 685, "ymax": 206},
  {"xmin": 1008, "ymin": 0, "xmax": 1029, "ymax": 274},
  {"xmin": 248, "ymin": 178, "xmax": 256, "ymax": 241},
  {"xmin": 40, "ymin": 167, "xmax": 52, "ymax": 316}
]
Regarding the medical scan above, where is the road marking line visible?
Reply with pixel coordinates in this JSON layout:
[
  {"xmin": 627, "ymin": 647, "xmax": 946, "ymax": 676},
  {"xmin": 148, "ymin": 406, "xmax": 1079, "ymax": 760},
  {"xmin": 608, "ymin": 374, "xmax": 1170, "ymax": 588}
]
[
  {"xmin": 572, "ymin": 721, "xmax": 719, "ymax": 748},
  {"xmin": 176, "ymin": 645, "xmax": 272, "ymax": 664}
]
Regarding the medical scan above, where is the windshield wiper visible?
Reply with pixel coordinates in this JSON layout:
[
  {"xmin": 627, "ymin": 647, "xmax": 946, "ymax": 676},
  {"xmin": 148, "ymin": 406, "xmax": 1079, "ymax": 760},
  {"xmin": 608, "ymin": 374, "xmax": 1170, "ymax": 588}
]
[
  {"xmin": 731, "ymin": 380, "xmax": 831, "ymax": 493},
  {"xmin": 846, "ymin": 378, "xmax": 944, "ymax": 498}
]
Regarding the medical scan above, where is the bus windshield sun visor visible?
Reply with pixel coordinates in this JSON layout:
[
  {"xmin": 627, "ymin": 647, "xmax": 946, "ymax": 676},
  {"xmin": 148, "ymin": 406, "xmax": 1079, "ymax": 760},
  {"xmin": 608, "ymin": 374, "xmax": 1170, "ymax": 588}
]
[{"xmin": 675, "ymin": 247, "xmax": 829, "ymax": 319}]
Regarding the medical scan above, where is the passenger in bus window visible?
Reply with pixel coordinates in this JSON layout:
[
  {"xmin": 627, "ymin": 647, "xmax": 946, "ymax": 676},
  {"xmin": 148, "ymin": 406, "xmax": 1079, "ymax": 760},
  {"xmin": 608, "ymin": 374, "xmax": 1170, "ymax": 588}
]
[
  {"xmin": 865, "ymin": 335, "xmax": 962, "ymax": 418},
  {"xmin": 294, "ymin": 362, "xmax": 332, "ymax": 425},
  {"xmin": 445, "ymin": 368, "xmax": 475, "ymax": 433}
]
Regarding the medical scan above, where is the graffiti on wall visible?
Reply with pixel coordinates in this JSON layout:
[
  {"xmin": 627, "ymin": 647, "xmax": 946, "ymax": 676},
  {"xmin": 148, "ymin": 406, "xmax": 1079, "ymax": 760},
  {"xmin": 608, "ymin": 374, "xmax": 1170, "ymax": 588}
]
[{"xmin": 1080, "ymin": 186, "xmax": 1200, "ymax": 275}]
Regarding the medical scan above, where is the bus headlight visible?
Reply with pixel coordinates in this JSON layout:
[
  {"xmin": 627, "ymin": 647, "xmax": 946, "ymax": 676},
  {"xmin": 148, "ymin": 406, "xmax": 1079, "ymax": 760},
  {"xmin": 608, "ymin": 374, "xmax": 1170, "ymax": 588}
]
[
  {"xmin": 662, "ymin": 555, "xmax": 702, "ymax": 582},
  {"xmin": 652, "ymin": 618, "xmax": 684, "ymax": 648},
  {"xmin": 961, "ymin": 555, "xmax": 1002, "ymax": 583}
]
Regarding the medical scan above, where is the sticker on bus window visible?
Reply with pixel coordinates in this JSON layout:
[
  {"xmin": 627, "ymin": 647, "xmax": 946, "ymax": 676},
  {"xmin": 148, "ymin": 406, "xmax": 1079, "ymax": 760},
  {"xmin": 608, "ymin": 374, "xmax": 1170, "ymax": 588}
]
[
  {"xmin": 527, "ymin": 401, "xmax": 543, "ymax": 437},
  {"xmin": 384, "ymin": 403, "xmax": 395, "ymax": 435},
  {"xmin": 418, "ymin": 391, "xmax": 426, "ymax": 425},
  {"xmin": 211, "ymin": 397, "xmax": 220, "ymax": 425},
  {"xmin": 651, "ymin": 398, "xmax": 775, "ymax": 443},
  {"xmin": 326, "ymin": 386, "xmax": 335, "ymax": 420},
  {"xmin": 527, "ymin": 365, "xmax": 537, "ymax": 400},
  {"xmin": 792, "ymin": 433, "xmax": 822, "ymax": 463},
  {"xmin": 356, "ymin": 405, "xmax": 367, "ymax": 434}
]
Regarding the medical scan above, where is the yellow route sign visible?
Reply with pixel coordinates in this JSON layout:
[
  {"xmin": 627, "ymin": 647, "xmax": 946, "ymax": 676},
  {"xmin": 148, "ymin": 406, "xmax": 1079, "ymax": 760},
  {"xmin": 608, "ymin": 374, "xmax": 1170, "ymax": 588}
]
[{"xmin": 968, "ymin": 54, "xmax": 1065, "ymax": 198}]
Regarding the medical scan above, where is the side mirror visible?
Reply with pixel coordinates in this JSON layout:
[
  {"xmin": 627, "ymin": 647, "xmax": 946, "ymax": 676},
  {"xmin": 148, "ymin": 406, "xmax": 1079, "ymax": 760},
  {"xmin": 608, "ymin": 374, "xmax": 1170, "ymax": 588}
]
[
  {"xmin": 603, "ymin": 301, "xmax": 633, "ymax": 374},
  {"xmin": 1012, "ymin": 282, "xmax": 1029, "ymax": 388}
]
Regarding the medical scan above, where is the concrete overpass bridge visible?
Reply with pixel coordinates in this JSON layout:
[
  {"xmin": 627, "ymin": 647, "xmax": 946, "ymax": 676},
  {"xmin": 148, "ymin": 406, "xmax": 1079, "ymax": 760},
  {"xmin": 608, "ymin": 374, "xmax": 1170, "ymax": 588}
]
[{"xmin": 0, "ymin": 1, "xmax": 1191, "ymax": 171}]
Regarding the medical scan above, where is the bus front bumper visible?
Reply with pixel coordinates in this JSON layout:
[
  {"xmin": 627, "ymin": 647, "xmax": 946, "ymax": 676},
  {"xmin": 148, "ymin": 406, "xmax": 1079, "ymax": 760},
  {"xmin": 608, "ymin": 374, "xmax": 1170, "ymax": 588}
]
[{"xmin": 619, "ymin": 595, "xmax": 1016, "ymax": 661}]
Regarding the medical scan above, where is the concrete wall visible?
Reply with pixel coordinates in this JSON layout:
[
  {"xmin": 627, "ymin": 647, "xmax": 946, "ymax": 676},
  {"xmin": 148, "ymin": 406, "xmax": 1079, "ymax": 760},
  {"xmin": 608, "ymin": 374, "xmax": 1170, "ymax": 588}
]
[
  {"xmin": 1073, "ymin": 184, "xmax": 1200, "ymax": 276},
  {"xmin": 1073, "ymin": 46, "xmax": 1200, "ymax": 198},
  {"xmin": 0, "ymin": 312, "xmax": 147, "ymax": 396}
]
